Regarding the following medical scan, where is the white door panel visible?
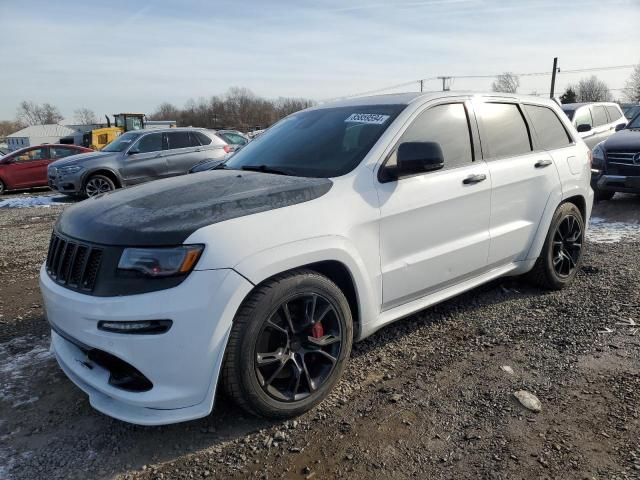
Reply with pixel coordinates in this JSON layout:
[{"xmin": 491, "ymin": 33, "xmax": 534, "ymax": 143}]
[
  {"xmin": 487, "ymin": 151, "xmax": 560, "ymax": 264},
  {"xmin": 378, "ymin": 162, "xmax": 491, "ymax": 307}
]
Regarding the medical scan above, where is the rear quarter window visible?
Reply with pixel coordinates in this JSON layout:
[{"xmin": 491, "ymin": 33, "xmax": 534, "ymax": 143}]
[
  {"xmin": 194, "ymin": 131, "xmax": 213, "ymax": 145},
  {"xmin": 524, "ymin": 104, "xmax": 572, "ymax": 150}
]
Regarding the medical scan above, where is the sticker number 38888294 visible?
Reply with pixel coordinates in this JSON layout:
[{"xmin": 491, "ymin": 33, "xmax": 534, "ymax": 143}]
[{"xmin": 345, "ymin": 113, "xmax": 390, "ymax": 125}]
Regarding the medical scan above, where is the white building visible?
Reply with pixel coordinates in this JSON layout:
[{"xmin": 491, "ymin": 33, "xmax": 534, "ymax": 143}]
[{"xmin": 6, "ymin": 124, "xmax": 83, "ymax": 151}]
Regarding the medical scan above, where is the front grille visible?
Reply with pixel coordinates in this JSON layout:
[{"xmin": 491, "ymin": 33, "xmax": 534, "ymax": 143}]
[
  {"xmin": 46, "ymin": 233, "xmax": 103, "ymax": 292},
  {"xmin": 606, "ymin": 151, "xmax": 640, "ymax": 166}
]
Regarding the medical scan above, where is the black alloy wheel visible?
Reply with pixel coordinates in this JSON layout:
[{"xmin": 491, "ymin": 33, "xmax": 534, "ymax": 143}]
[
  {"xmin": 254, "ymin": 293, "xmax": 343, "ymax": 402},
  {"xmin": 551, "ymin": 214, "xmax": 583, "ymax": 278},
  {"xmin": 222, "ymin": 270, "xmax": 353, "ymax": 419}
]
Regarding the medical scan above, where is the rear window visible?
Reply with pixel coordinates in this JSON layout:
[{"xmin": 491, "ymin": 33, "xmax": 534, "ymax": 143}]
[
  {"xmin": 605, "ymin": 106, "xmax": 622, "ymax": 122},
  {"xmin": 591, "ymin": 106, "xmax": 608, "ymax": 126},
  {"xmin": 524, "ymin": 105, "xmax": 572, "ymax": 150},
  {"xmin": 478, "ymin": 103, "xmax": 532, "ymax": 159},
  {"xmin": 166, "ymin": 131, "xmax": 192, "ymax": 150}
]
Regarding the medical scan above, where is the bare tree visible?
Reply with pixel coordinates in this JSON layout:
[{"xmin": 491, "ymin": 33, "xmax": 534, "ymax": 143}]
[
  {"xmin": 492, "ymin": 72, "xmax": 520, "ymax": 93},
  {"xmin": 16, "ymin": 101, "xmax": 64, "ymax": 125},
  {"xmin": 575, "ymin": 76, "xmax": 612, "ymax": 102},
  {"xmin": 0, "ymin": 120, "xmax": 23, "ymax": 137},
  {"xmin": 624, "ymin": 62, "xmax": 640, "ymax": 102},
  {"xmin": 73, "ymin": 108, "xmax": 98, "ymax": 125}
]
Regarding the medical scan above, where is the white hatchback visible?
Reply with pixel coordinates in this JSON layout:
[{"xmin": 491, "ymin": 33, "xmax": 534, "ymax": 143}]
[{"xmin": 40, "ymin": 92, "xmax": 593, "ymax": 425}]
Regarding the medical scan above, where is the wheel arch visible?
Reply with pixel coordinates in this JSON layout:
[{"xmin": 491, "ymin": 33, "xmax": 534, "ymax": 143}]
[
  {"xmin": 232, "ymin": 238, "xmax": 379, "ymax": 342},
  {"xmin": 562, "ymin": 194, "xmax": 587, "ymax": 221},
  {"xmin": 82, "ymin": 168, "xmax": 122, "ymax": 189}
]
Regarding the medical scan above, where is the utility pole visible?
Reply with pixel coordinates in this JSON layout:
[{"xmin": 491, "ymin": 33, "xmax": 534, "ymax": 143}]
[
  {"xmin": 419, "ymin": 79, "xmax": 424, "ymax": 92},
  {"xmin": 437, "ymin": 76, "xmax": 452, "ymax": 91},
  {"xmin": 550, "ymin": 57, "xmax": 558, "ymax": 99}
]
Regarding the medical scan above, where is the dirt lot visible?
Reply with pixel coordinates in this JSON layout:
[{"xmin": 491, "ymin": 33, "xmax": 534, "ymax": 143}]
[{"xmin": 1, "ymin": 191, "xmax": 639, "ymax": 480}]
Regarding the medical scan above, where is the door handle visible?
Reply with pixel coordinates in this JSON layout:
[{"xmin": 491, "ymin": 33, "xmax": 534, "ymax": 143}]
[
  {"xmin": 462, "ymin": 173, "xmax": 487, "ymax": 185},
  {"xmin": 534, "ymin": 159, "xmax": 552, "ymax": 168}
]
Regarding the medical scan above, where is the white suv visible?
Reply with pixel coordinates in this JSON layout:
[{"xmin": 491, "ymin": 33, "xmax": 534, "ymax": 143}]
[{"xmin": 40, "ymin": 92, "xmax": 593, "ymax": 425}]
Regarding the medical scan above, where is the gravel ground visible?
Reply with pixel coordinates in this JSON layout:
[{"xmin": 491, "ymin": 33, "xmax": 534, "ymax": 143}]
[{"xmin": 0, "ymin": 192, "xmax": 639, "ymax": 480}]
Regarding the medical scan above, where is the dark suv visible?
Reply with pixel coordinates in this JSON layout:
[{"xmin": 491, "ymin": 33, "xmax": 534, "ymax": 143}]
[
  {"xmin": 48, "ymin": 128, "xmax": 229, "ymax": 197},
  {"xmin": 591, "ymin": 112, "xmax": 640, "ymax": 200}
]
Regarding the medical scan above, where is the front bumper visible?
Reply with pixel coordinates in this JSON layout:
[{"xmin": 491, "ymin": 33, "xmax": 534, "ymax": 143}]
[
  {"xmin": 40, "ymin": 265, "xmax": 254, "ymax": 425},
  {"xmin": 592, "ymin": 172, "xmax": 640, "ymax": 194},
  {"xmin": 48, "ymin": 172, "xmax": 82, "ymax": 194}
]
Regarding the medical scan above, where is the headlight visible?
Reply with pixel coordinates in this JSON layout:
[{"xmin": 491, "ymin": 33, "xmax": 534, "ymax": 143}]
[
  {"xmin": 58, "ymin": 165, "xmax": 83, "ymax": 175},
  {"xmin": 118, "ymin": 245, "xmax": 204, "ymax": 277},
  {"xmin": 592, "ymin": 142, "xmax": 605, "ymax": 166}
]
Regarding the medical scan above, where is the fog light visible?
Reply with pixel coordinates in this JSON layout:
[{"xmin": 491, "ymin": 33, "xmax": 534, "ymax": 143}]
[{"xmin": 98, "ymin": 320, "xmax": 172, "ymax": 334}]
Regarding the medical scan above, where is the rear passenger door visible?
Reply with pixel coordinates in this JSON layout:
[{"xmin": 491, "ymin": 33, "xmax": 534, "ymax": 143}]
[
  {"xmin": 164, "ymin": 131, "xmax": 206, "ymax": 175},
  {"xmin": 475, "ymin": 100, "xmax": 560, "ymax": 265},
  {"xmin": 377, "ymin": 101, "xmax": 491, "ymax": 308}
]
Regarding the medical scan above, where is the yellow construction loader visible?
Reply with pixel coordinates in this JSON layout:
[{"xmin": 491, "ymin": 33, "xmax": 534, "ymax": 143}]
[{"xmin": 82, "ymin": 113, "xmax": 145, "ymax": 150}]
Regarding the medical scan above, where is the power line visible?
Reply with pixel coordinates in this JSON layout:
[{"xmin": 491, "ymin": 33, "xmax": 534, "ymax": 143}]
[{"xmin": 324, "ymin": 63, "xmax": 635, "ymax": 101}]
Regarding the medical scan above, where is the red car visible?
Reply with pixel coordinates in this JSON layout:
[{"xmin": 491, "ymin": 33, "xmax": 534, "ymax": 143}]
[{"xmin": 0, "ymin": 144, "xmax": 92, "ymax": 195}]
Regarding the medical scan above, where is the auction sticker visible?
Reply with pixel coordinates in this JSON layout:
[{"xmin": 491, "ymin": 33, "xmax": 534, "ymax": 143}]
[{"xmin": 345, "ymin": 113, "xmax": 390, "ymax": 124}]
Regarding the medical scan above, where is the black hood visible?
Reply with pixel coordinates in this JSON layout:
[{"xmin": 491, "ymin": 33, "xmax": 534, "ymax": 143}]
[
  {"xmin": 56, "ymin": 170, "xmax": 332, "ymax": 246},
  {"xmin": 604, "ymin": 129, "xmax": 640, "ymax": 152}
]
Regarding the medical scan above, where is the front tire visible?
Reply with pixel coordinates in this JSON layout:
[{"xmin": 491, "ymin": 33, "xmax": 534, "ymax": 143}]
[
  {"xmin": 0, "ymin": 179, "xmax": 5, "ymax": 196},
  {"xmin": 84, "ymin": 174, "xmax": 115, "ymax": 197},
  {"xmin": 528, "ymin": 202, "xmax": 585, "ymax": 290},
  {"xmin": 222, "ymin": 270, "xmax": 353, "ymax": 419}
]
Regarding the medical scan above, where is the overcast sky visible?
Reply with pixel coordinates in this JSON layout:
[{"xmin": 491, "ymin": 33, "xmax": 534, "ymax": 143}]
[{"xmin": 0, "ymin": 0, "xmax": 638, "ymax": 121}]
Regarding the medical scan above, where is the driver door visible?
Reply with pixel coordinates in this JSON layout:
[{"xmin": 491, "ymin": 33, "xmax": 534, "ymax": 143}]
[
  {"xmin": 120, "ymin": 132, "xmax": 168, "ymax": 185},
  {"xmin": 376, "ymin": 101, "xmax": 491, "ymax": 309}
]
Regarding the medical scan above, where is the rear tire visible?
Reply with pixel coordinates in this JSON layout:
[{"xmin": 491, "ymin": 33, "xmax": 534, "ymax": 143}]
[
  {"xmin": 528, "ymin": 202, "xmax": 585, "ymax": 290},
  {"xmin": 222, "ymin": 270, "xmax": 353, "ymax": 419},
  {"xmin": 84, "ymin": 174, "xmax": 115, "ymax": 197}
]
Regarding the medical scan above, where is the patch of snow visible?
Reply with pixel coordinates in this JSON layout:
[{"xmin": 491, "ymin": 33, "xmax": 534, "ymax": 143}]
[
  {"xmin": 0, "ymin": 336, "xmax": 53, "ymax": 407},
  {"xmin": 0, "ymin": 194, "xmax": 71, "ymax": 209},
  {"xmin": 588, "ymin": 217, "xmax": 640, "ymax": 244}
]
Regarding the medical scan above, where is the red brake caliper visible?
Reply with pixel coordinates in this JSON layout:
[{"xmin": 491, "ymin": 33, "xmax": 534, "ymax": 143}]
[{"xmin": 311, "ymin": 321, "xmax": 324, "ymax": 339}]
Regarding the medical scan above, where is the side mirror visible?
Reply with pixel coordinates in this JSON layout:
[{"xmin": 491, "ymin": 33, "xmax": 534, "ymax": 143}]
[
  {"xmin": 615, "ymin": 123, "xmax": 626, "ymax": 132},
  {"xmin": 577, "ymin": 124, "xmax": 592, "ymax": 133},
  {"xmin": 394, "ymin": 142, "xmax": 444, "ymax": 178}
]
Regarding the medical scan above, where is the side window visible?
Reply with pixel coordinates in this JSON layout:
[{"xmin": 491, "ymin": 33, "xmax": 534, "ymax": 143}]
[
  {"xmin": 194, "ymin": 131, "xmax": 212, "ymax": 145},
  {"xmin": 386, "ymin": 103, "xmax": 473, "ymax": 171},
  {"xmin": 478, "ymin": 102, "xmax": 532, "ymax": 159},
  {"xmin": 524, "ymin": 105, "xmax": 572, "ymax": 150},
  {"xmin": 605, "ymin": 106, "xmax": 622, "ymax": 122},
  {"xmin": 17, "ymin": 147, "xmax": 49, "ymax": 162},
  {"xmin": 135, "ymin": 133, "xmax": 163, "ymax": 153},
  {"xmin": 166, "ymin": 131, "xmax": 191, "ymax": 150},
  {"xmin": 591, "ymin": 106, "xmax": 608, "ymax": 126},
  {"xmin": 574, "ymin": 108, "xmax": 592, "ymax": 128},
  {"xmin": 50, "ymin": 147, "xmax": 78, "ymax": 159}
]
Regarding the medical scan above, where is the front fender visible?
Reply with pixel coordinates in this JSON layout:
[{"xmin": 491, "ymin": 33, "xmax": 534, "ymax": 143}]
[{"xmin": 232, "ymin": 235, "xmax": 379, "ymax": 341}]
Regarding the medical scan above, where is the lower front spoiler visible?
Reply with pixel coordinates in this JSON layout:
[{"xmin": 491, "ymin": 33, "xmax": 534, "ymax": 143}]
[{"xmin": 52, "ymin": 331, "xmax": 212, "ymax": 426}]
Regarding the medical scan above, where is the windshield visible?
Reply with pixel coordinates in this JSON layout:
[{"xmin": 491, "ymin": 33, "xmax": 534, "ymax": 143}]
[
  {"xmin": 102, "ymin": 132, "xmax": 142, "ymax": 152},
  {"xmin": 223, "ymin": 105, "xmax": 405, "ymax": 178},
  {"xmin": 625, "ymin": 106, "xmax": 640, "ymax": 120},
  {"xmin": 628, "ymin": 113, "xmax": 640, "ymax": 129}
]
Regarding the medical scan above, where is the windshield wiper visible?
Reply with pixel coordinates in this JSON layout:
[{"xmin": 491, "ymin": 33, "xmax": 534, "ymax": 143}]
[{"xmin": 240, "ymin": 165, "xmax": 295, "ymax": 176}]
